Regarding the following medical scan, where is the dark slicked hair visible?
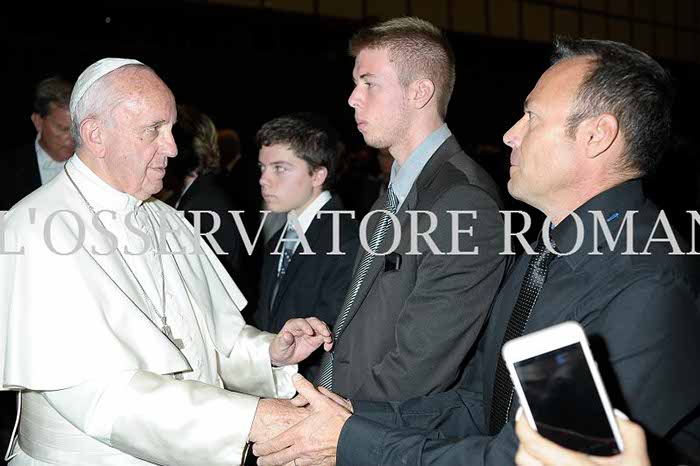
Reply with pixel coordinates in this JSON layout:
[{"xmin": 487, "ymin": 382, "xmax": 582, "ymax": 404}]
[
  {"xmin": 33, "ymin": 77, "xmax": 73, "ymax": 116},
  {"xmin": 552, "ymin": 37, "xmax": 674, "ymax": 176},
  {"xmin": 350, "ymin": 17, "xmax": 456, "ymax": 119},
  {"xmin": 256, "ymin": 113, "xmax": 340, "ymax": 191}
]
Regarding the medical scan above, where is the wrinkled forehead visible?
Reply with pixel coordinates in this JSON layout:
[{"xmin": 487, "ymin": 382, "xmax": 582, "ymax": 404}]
[
  {"xmin": 112, "ymin": 67, "xmax": 172, "ymax": 98},
  {"xmin": 112, "ymin": 69, "xmax": 176, "ymax": 113}
]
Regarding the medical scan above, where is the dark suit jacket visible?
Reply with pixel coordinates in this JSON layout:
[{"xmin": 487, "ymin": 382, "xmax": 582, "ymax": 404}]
[
  {"xmin": 252, "ymin": 195, "xmax": 360, "ymax": 379},
  {"xmin": 1, "ymin": 143, "xmax": 42, "ymax": 211},
  {"xmin": 331, "ymin": 136, "xmax": 507, "ymax": 401},
  {"xmin": 177, "ymin": 173, "xmax": 251, "ymax": 299},
  {"xmin": 337, "ymin": 181, "xmax": 700, "ymax": 465}
]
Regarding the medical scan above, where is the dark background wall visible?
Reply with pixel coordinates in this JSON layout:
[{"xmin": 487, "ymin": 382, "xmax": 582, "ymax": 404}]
[{"xmin": 2, "ymin": 2, "xmax": 698, "ymax": 242}]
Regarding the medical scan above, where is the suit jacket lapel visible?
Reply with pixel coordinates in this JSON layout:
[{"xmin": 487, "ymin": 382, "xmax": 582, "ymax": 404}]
[
  {"xmin": 18, "ymin": 144, "xmax": 42, "ymax": 192},
  {"xmin": 333, "ymin": 136, "xmax": 462, "ymax": 339},
  {"xmin": 413, "ymin": 135, "xmax": 462, "ymax": 187},
  {"xmin": 272, "ymin": 196, "xmax": 341, "ymax": 311},
  {"xmin": 177, "ymin": 175, "xmax": 203, "ymax": 210},
  {"xmin": 333, "ymin": 188, "xmax": 409, "ymax": 338},
  {"xmin": 262, "ymin": 230, "xmax": 283, "ymax": 314}
]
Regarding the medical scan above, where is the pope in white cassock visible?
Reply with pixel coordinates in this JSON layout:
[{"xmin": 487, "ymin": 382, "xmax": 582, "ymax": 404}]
[{"xmin": 0, "ymin": 58, "xmax": 329, "ymax": 465}]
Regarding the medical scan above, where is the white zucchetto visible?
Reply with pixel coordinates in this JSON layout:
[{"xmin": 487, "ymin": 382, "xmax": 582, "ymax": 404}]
[{"xmin": 69, "ymin": 57, "xmax": 143, "ymax": 116}]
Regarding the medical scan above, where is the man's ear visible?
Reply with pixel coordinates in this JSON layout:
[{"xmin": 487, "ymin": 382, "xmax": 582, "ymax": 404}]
[
  {"xmin": 79, "ymin": 118, "xmax": 107, "ymax": 158},
  {"xmin": 410, "ymin": 78, "xmax": 436, "ymax": 110},
  {"xmin": 312, "ymin": 166, "xmax": 328, "ymax": 189},
  {"xmin": 583, "ymin": 113, "xmax": 619, "ymax": 159},
  {"xmin": 30, "ymin": 113, "xmax": 43, "ymax": 133}
]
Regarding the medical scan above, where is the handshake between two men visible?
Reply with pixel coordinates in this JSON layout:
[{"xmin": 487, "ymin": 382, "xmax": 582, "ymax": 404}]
[
  {"xmin": 250, "ymin": 375, "xmax": 351, "ymax": 466},
  {"xmin": 252, "ymin": 316, "xmax": 352, "ymax": 466}
]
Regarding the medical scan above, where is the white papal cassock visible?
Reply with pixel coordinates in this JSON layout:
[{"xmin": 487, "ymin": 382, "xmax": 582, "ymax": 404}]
[{"xmin": 0, "ymin": 156, "xmax": 296, "ymax": 465}]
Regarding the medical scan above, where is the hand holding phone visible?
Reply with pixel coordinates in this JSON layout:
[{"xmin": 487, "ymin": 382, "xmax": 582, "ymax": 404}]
[
  {"xmin": 502, "ymin": 321, "xmax": 624, "ymax": 456},
  {"xmin": 514, "ymin": 407, "xmax": 651, "ymax": 466}
]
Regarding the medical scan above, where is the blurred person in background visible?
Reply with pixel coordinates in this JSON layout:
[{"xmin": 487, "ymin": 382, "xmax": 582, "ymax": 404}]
[{"xmin": 2, "ymin": 77, "xmax": 74, "ymax": 211}]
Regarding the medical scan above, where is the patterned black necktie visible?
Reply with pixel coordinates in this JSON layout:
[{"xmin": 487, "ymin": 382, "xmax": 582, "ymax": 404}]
[
  {"xmin": 269, "ymin": 225, "xmax": 298, "ymax": 311},
  {"xmin": 316, "ymin": 186, "xmax": 399, "ymax": 390},
  {"xmin": 488, "ymin": 237, "xmax": 557, "ymax": 435}
]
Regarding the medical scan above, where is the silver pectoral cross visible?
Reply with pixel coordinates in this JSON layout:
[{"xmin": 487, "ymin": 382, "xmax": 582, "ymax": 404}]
[
  {"xmin": 162, "ymin": 324, "xmax": 185, "ymax": 350},
  {"xmin": 162, "ymin": 324, "xmax": 185, "ymax": 380}
]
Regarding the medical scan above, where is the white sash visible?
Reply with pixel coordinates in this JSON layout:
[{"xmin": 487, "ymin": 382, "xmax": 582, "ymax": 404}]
[{"xmin": 11, "ymin": 392, "xmax": 149, "ymax": 465}]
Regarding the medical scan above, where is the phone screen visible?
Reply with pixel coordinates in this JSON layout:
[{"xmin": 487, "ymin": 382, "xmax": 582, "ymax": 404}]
[{"xmin": 514, "ymin": 342, "xmax": 620, "ymax": 456}]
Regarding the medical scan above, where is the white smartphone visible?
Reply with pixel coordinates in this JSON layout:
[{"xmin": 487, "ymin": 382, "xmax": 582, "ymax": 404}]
[{"xmin": 502, "ymin": 321, "xmax": 624, "ymax": 456}]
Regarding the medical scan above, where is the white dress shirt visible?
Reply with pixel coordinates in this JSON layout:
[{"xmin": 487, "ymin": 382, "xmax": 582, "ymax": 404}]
[
  {"xmin": 34, "ymin": 134, "xmax": 67, "ymax": 185},
  {"xmin": 276, "ymin": 190, "xmax": 332, "ymax": 274}
]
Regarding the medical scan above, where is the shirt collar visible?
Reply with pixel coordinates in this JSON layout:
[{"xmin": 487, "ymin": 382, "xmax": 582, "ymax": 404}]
[
  {"xmin": 287, "ymin": 190, "xmax": 332, "ymax": 234},
  {"xmin": 550, "ymin": 179, "xmax": 646, "ymax": 270},
  {"xmin": 389, "ymin": 123, "xmax": 452, "ymax": 208},
  {"xmin": 67, "ymin": 155, "xmax": 144, "ymax": 214},
  {"xmin": 35, "ymin": 133, "xmax": 64, "ymax": 169}
]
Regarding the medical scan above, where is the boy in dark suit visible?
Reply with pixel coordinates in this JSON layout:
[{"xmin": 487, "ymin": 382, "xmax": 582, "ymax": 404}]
[{"xmin": 252, "ymin": 113, "xmax": 360, "ymax": 379}]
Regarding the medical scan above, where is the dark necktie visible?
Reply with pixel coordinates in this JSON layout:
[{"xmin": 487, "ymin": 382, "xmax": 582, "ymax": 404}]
[
  {"xmin": 488, "ymin": 237, "xmax": 557, "ymax": 435},
  {"xmin": 269, "ymin": 225, "xmax": 299, "ymax": 311},
  {"xmin": 316, "ymin": 185, "xmax": 399, "ymax": 390}
]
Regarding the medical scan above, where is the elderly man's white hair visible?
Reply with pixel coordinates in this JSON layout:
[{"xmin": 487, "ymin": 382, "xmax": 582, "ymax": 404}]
[{"xmin": 69, "ymin": 57, "xmax": 145, "ymax": 147}]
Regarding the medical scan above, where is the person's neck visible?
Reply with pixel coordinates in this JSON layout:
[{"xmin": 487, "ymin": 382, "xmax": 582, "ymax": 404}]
[
  {"xmin": 543, "ymin": 175, "xmax": 636, "ymax": 226},
  {"xmin": 39, "ymin": 139, "xmax": 64, "ymax": 162},
  {"xmin": 389, "ymin": 116, "xmax": 444, "ymax": 166},
  {"xmin": 76, "ymin": 152, "xmax": 134, "ymax": 198},
  {"xmin": 291, "ymin": 189, "xmax": 323, "ymax": 218}
]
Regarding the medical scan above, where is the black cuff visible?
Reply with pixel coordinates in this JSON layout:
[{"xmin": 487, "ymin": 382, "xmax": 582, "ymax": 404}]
[
  {"xmin": 353, "ymin": 399, "xmax": 397, "ymax": 423},
  {"xmin": 337, "ymin": 415, "xmax": 389, "ymax": 466}
]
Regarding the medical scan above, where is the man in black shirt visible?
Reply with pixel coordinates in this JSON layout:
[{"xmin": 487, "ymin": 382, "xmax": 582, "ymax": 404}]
[{"xmin": 252, "ymin": 38, "xmax": 700, "ymax": 466}]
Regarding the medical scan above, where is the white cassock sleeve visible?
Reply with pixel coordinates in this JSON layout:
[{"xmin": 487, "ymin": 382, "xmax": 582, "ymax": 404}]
[
  {"xmin": 41, "ymin": 327, "xmax": 298, "ymax": 466},
  {"xmin": 44, "ymin": 370, "xmax": 260, "ymax": 466},
  {"xmin": 218, "ymin": 325, "xmax": 297, "ymax": 399}
]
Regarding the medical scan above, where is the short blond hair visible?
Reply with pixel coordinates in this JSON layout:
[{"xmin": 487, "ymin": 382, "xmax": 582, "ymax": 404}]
[{"xmin": 350, "ymin": 17, "xmax": 456, "ymax": 119}]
